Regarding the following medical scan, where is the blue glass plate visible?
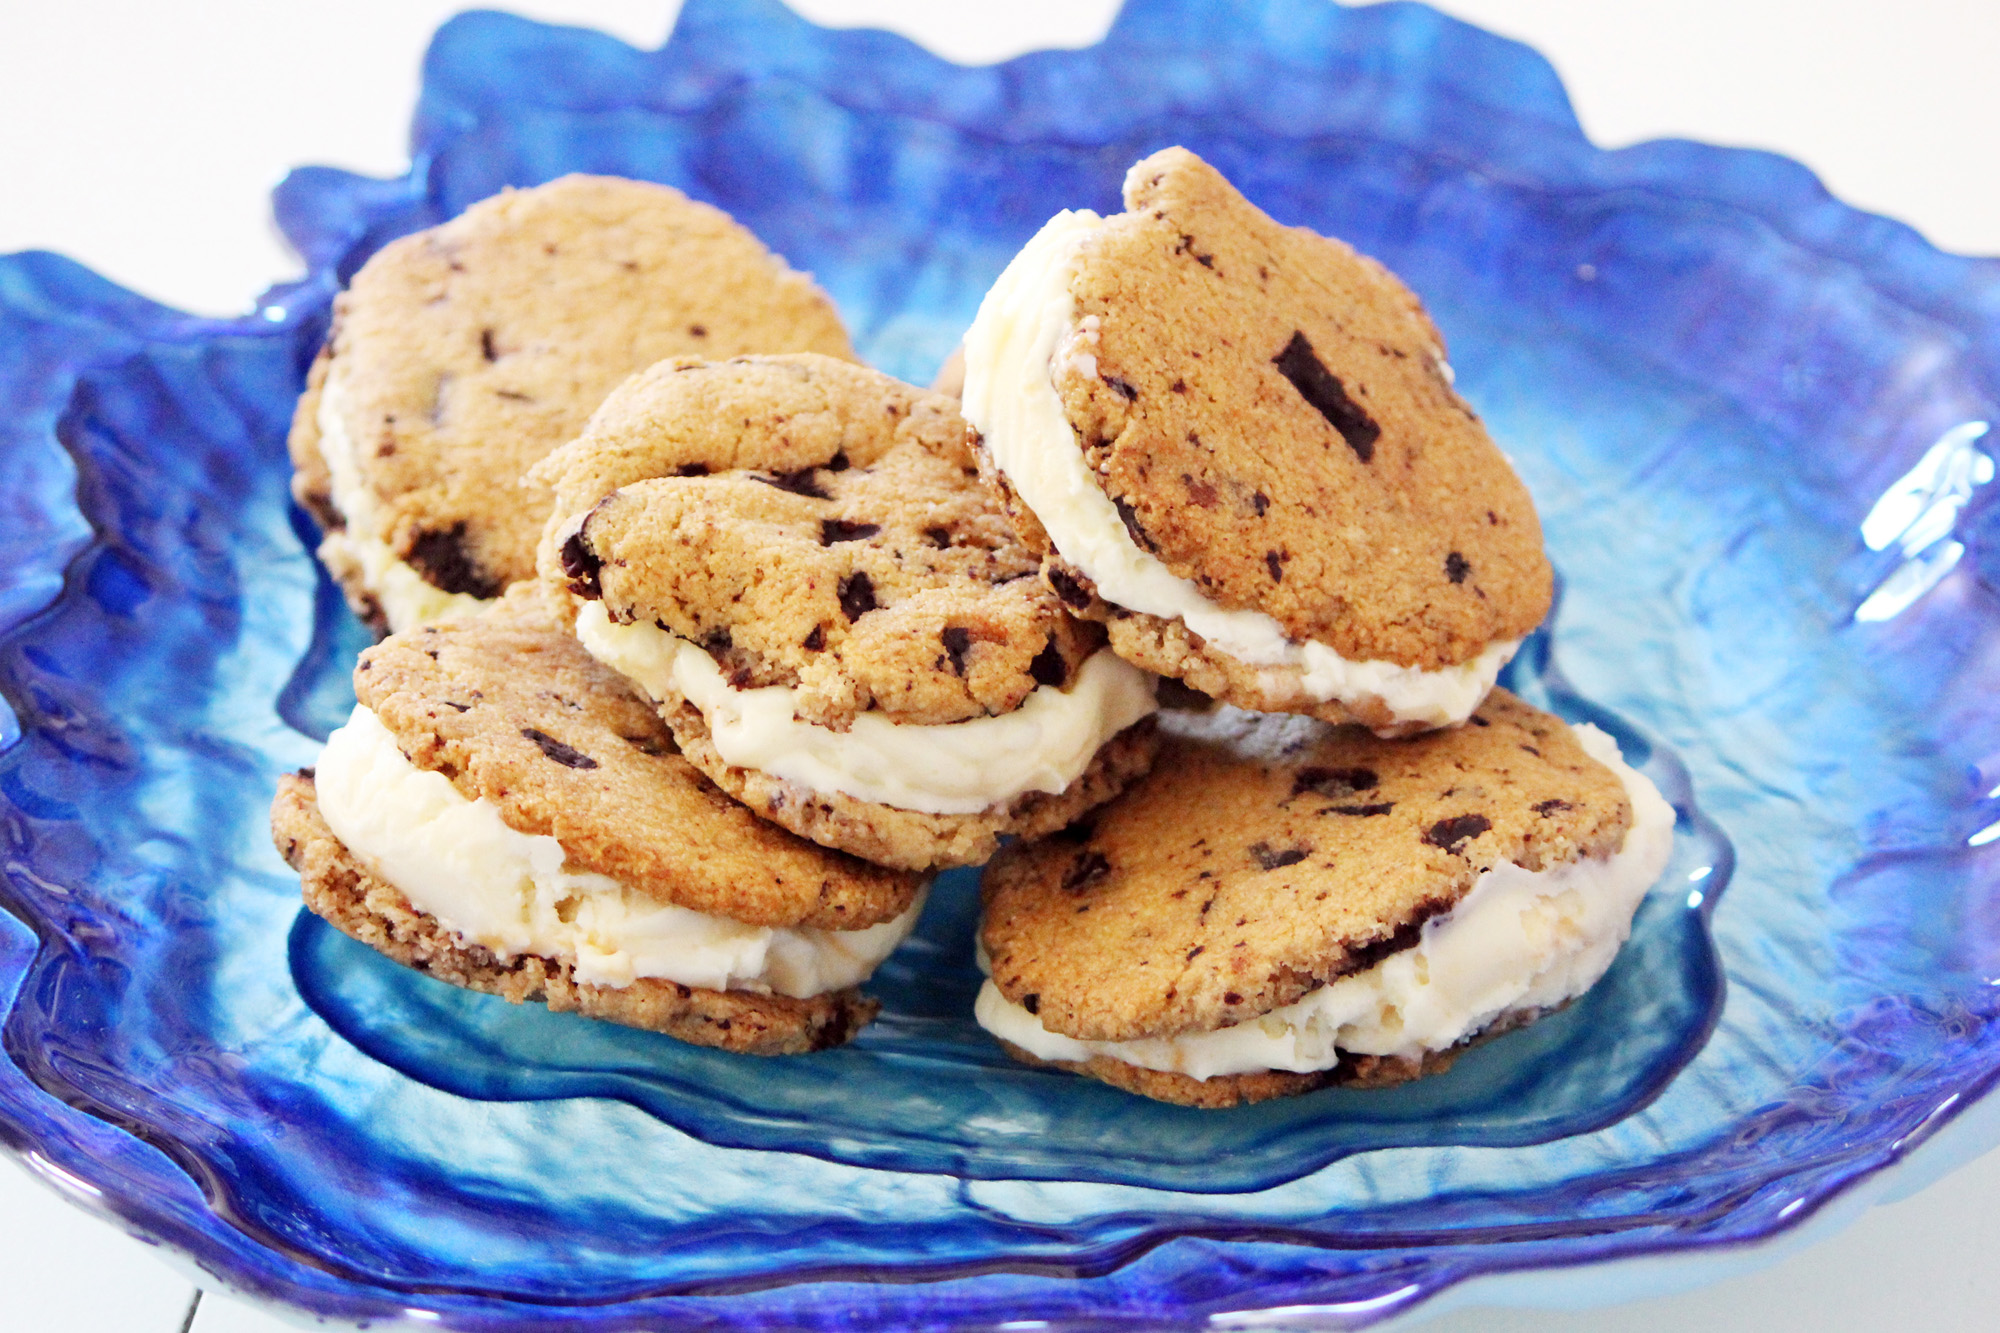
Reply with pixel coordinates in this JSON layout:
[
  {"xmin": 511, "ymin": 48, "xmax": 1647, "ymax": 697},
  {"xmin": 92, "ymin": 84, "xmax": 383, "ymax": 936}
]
[{"xmin": 2, "ymin": 0, "xmax": 1998, "ymax": 1326}]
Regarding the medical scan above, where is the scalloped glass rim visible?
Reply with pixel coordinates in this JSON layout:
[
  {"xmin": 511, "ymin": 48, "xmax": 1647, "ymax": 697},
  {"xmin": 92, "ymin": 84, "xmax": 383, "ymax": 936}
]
[{"xmin": 0, "ymin": 0, "xmax": 1996, "ymax": 1328}]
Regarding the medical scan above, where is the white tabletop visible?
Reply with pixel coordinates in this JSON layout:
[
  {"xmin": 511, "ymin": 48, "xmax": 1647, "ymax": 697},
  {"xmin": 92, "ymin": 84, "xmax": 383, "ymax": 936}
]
[{"xmin": 1, "ymin": 3, "xmax": 1995, "ymax": 1329}]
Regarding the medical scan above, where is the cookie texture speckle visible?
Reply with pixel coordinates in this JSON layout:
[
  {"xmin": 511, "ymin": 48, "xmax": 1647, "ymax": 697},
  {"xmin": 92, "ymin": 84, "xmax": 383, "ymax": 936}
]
[
  {"xmin": 537, "ymin": 353, "xmax": 1103, "ymax": 730},
  {"xmin": 1001, "ymin": 146, "xmax": 1551, "ymax": 679},
  {"xmin": 290, "ymin": 174, "xmax": 856, "ymax": 617},
  {"xmin": 272, "ymin": 773, "xmax": 877, "ymax": 1053},
  {"xmin": 351, "ymin": 585, "xmax": 923, "ymax": 929},
  {"xmin": 979, "ymin": 689, "xmax": 1631, "ymax": 1046}
]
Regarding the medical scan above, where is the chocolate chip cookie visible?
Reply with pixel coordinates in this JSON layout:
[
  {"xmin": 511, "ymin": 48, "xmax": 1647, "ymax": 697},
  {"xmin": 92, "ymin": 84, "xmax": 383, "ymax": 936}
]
[
  {"xmin": 975, "ymin": 689, "xmax": 1673, "ymax": 1105},
  {"xmin": 534, "ymin": 354, "xmax": 1161, "ymax": 870},
  {"xmin": 962, "ymin": 148, "xmax": 1551, "ymax": 733},
  {"xmin": 271, "ymin": 586, "xmax": 925, "ymax": 1053},
  {"xmin": 289, "ymin": 174, "xmax": 856, "ymax": 634}
]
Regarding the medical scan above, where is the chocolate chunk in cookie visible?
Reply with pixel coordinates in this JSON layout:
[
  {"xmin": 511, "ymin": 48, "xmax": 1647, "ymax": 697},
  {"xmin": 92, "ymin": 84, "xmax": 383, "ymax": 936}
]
[{"xmin": 963, "ymin": 148, "xmax": 1552, "ymax": 732}]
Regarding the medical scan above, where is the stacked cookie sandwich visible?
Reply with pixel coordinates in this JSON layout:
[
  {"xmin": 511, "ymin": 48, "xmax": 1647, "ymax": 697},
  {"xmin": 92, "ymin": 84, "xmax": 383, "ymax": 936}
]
[
  {"xmin": 959, "ymin": 148, "xmax": 1673, "ymax": 1104},
  {"xmin": 963, "ymin": 148, "xmax": 1547, "ymax": 735},
  {"xmin": 274, "ymin": 585, "xmax": 926, "ymax": 1054},
  {"xmin": 275, "ymin": 176, "xmax": 1156, "ymax": 1050},
  {"xmin": 276, "ymin": 178, "xmax": 929, "ymax": 1051},
  {"xmin": 973, "ymin": 692, "xmax": 1673, "ymax": 1105}
]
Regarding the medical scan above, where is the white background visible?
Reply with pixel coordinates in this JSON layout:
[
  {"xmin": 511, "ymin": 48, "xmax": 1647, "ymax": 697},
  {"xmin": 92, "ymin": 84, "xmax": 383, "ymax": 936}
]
[{"xmin": 1, "ymin": 2, "xmax": 1996, "ymax": 1329}]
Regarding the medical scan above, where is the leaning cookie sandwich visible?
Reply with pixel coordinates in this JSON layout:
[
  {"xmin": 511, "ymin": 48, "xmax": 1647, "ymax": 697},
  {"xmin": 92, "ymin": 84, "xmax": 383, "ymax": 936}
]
[
  {"xmin": 271, "ymin": 587, "xmax": 925, "ymax": 1053},
  {"xmin": 962, "ymin": 147, "xmax": 1551, "ymax": 734},
  {"xmin": 975, "ymin": 690, "xmax": 1673, "ymax": 1105}
]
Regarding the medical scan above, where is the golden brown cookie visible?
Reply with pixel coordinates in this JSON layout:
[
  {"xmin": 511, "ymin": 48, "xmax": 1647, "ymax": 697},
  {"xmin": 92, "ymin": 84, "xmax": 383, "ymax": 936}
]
[
  {"xmin": 539, "ymin": 354, "xmax": 1103, "ymax": 730},
  {"xmin": 290, "ymin": 174, "xmax": 856, "ymax": 634},
  {"xmin": 962, "ymin": 147, "xmax": 1552, "ymax": 732},
  {"xmin": 271, "ymin": 586, "xmax": 925, "ymax": 1051},
  {"xmin": 532, "ymin": 354, "xmax": 1162, "ymax": 871},
  {"xmin": 976, "ymin": 689, "xmax": 1672, "ymax": 1104}
]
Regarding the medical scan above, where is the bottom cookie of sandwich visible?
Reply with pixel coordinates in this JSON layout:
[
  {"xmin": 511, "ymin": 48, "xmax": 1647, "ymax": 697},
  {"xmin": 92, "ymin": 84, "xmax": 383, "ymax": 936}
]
[{"xmin": 274, "ymin": 772, "xmax": 878, "ymax": 1054}]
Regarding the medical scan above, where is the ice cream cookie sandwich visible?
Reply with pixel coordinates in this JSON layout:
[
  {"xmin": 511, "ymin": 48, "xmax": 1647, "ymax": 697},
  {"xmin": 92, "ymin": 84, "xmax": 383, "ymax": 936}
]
[
  {"xmin": 975, "ymin": 689, "xmax": 1673, "ymax": 1105},
  {"xmin": 962, "ymin": 148, "xmax": 1551, "ymax": 734},
  {"xmin": 533, "ymin": 354, "xmax": 1161, "ymax": 870},
  {"xmin": 271, "ymin": 587, "xmax": 925, "ymax": 1053},
  {"xmin": 289, "ymin": 174, "xmax": 856, "ymax": 634}
]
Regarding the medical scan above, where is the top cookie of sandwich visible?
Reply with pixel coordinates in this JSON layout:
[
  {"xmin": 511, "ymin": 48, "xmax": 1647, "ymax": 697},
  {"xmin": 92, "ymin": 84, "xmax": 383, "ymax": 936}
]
[
  {"xmin": 535, "ymin": 354, "xmax": 1104, "ymax": 731},
  {"xmin": 289, "ymin": 174, "xmax": 855, "ymax": 625},
  {"xmin": 354, "ymin": 585, "xmax": 922, "ymax": 929},
  {"xmin": 980, "ymin": 689, "xmax": 1632, "ymax": 1044},
  {"xmin": 968, "ymin": 147, "xmax": 1551, "ymax": 678}
]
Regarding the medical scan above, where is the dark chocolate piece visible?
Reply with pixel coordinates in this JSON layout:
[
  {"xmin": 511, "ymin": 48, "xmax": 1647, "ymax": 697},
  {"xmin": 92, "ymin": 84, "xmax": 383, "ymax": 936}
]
[
  {"xmin": 1423, "ymin": 814, "xmax": 1492, "ymax": 856},
  {"xmin": 1292, "ymin": 767, "xmax": 1379, "ymax": 800},
  {"xmin": 1048, "ymin": 567, "xmax": 1094, "ymax": 609},
  {"xmin": 1028, "ymin": 638, "xmax": 1068, "ymax": 689},
  {"xmin": 407, "ymin": 522, "xmax": 503, "ymax": 599},
  {"xmin": 838, "ymin": 571, "xmax": 877, "ymax": 622},
  {"xmin": 520, "ymin": 728, "xmax": 599, "ymax": 770},
  {"xmin": 941, "ymin": 626, "xmax": 973, "ymax": 675},
  {"xmin": 754, "ymin": 468, "xmax": 831, "ymax": 500},
  {"xmin": 1249, "ymin": 842, "xmax": 1310, "ymax": 871},
  {"xmin": 559, "ymin": 530, "xmax": 602, "ymax": 599},
  {"xmin": 1062, "ymin": 851, "xmax": 1112, "ymax": 892},
  {"xmin": 1273, "ymin": 330, "xmax": 1380, "ymax": 462},
  {"xmin": 819, "ymin": 519, "xmax": 882, "ymax": 545}
]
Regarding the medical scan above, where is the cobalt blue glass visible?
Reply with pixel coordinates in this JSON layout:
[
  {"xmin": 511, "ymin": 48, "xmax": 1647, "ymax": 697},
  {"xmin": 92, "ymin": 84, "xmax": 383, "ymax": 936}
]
[{"xmin": 1, "ymin": 0, "xmax": 1997, "ymax": 1327}]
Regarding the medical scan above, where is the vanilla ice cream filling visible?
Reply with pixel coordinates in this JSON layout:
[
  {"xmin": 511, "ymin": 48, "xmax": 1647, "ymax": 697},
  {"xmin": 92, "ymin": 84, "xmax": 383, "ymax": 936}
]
[
  {"xmin": 960, "ymin": 209, "xmax": 1517, "ymax": 730},
  {"xmin": 575, "ymin": 602, "xmax": 1158, "ymax": 816},
  {"xmin": 975, "ymin": 723, "xmax": 1674, "ymax": 1080},
  {"xmin": 314, "ymin": 704, "xmax": 925, "ymax": 997},
  {"xmin": 315, "ymin": 373, "xmax": 491, "ymax": 634}
]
